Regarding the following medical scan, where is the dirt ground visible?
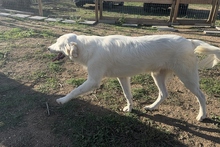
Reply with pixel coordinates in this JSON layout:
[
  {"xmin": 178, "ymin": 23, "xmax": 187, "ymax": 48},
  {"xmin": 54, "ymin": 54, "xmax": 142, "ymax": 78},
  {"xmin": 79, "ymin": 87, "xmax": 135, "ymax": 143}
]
[{"xmin": 0, "ymin": 16, "xmax": 220, "ymax": 147}]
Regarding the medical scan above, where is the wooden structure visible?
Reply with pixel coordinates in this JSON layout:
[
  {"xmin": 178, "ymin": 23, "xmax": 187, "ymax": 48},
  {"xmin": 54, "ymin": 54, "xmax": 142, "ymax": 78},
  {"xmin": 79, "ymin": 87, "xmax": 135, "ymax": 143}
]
[
  {"xmin": 37, "ymin": 0, "xmax": 43, "ymax": 16},
  {"xmin": 95, "ymin": 0, "xmax": 220, "ymax": 26},
  {"xmin": 36, "ymin": 0, "xmax": 219, "ymax": 26}
]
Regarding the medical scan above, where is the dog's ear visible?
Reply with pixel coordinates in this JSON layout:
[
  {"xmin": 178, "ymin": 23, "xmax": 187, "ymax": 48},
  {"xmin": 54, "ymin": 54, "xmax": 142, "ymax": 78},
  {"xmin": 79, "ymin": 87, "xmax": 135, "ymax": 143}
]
[
  {"xmin": 70, "ymin": 42, "xmax": 78, "ymax": 58},
  {"xmin": 64, "ymin": 42, "xmax": 78, "ymax": 59}
]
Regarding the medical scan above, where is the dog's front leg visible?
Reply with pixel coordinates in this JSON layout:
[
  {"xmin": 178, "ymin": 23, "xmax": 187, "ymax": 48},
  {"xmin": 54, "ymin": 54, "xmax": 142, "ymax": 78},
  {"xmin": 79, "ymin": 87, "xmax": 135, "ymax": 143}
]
[
  {"xmin": 117, "ymin": 77, "xmax": 133, "ymax": 112},
  {"xmin": 56, "ymin": 77, "xmax": 101, "ymax": 104}
]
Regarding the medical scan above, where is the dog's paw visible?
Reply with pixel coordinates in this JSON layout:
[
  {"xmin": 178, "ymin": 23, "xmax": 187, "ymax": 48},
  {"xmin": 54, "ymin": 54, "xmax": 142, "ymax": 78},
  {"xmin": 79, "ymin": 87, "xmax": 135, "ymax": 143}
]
[
  {"xmin": 56, "ymin": 97, "xmax": 67, "ymax": 104},
  {"xmin": 123, "ymin": 105, "xmax": 132, "ymax": 112},
  {"xmin": 196, "ymin": 114, "xmax": 207, "ymax": 121}
]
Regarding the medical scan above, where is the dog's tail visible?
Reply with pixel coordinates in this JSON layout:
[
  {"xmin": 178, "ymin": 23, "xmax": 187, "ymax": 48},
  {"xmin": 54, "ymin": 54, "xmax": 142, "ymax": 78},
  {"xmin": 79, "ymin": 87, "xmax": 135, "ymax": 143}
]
[{"xmin": 191, "ymin": 39, "xmax": 220, "ymax": 68}]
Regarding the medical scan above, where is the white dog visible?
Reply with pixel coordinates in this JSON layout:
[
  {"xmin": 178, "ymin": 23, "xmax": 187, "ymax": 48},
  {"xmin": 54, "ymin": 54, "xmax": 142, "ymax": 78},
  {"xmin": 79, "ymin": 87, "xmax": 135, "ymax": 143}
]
[{"xmin": 48, "ymin": 33, "xmax": 220, "ymax": 121}]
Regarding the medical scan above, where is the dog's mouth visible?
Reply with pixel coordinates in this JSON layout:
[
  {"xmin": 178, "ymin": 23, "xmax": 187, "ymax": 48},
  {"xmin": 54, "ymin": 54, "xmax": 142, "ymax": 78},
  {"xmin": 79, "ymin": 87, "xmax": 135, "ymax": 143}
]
[{"xmin": 52, "ymin": 53, "xmax": 66, "ymax": 62}]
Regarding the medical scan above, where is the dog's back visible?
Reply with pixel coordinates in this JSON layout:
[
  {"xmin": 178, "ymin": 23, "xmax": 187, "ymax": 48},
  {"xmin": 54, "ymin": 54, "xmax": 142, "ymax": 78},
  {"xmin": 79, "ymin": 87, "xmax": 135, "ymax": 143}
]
[{"xmin": 78, "ymin": 35, "xmax": 195, "ymax": 77}]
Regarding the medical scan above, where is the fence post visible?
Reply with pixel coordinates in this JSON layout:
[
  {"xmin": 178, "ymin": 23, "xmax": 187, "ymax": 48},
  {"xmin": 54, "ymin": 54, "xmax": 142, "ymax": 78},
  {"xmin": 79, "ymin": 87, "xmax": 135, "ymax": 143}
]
[
  {"xmin": 208, "ymin": 0, "xmax": 216, "ymax": 23},
  {"xmin": 100, "ymin": 0, "xmax": 103, "ymax": 19},
  {"xmin": 95, "ymin": 0, "xmax": 99, "ymax": 22},
  {"xmin": 211, "ymin": 0, "xmax": 220, "ymax": 26},
  {"xmin": 38, "ymin": 0, "xmax": 43, "ymax": 16},
  {"xmin": 172, "ymin": 0, "xmax": 180, "ymax": 23},
  {"xmin": 169, "ymin": 0, "xmax": 176, "ymax": 24}
]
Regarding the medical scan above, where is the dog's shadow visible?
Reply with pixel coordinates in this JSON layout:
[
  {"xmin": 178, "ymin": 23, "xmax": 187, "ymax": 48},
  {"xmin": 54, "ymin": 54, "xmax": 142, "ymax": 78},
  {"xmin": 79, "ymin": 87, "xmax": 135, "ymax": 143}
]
[
  {"xmin": 133, "ymin": 110, "xmax": 220, "ymax": 144},
  {"xmin": 52, "ymin": 98, "xmax": 187, "ymax": 146}
]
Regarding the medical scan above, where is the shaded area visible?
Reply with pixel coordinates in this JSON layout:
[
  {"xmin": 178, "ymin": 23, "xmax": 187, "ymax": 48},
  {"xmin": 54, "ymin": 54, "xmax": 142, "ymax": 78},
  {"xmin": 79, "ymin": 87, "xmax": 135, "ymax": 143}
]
[
  {"xmin": 0, "ymin": 73, "xmax": 185, "ymax": 146},
  {"xmin": 134, "ymin": 110, "xmax": 220, "ymax": 145},
  {"xmin": 53, "ymin": 100, "xmax": 186, "ymax": 147}
]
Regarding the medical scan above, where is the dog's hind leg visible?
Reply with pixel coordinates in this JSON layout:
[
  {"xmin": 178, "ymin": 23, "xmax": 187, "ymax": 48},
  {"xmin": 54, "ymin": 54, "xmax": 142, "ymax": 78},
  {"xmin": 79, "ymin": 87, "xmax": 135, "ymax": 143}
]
[
  {"xmin": 175, "ymin": 69, "xmax": 206, "ymax": 121},
  {"xmin": 144, "ymin": 70, "xmax": 171, "ymax": 111},
  {"xmin": 118, "ymin": 77, "xmax": 133, "ymax": 112}
]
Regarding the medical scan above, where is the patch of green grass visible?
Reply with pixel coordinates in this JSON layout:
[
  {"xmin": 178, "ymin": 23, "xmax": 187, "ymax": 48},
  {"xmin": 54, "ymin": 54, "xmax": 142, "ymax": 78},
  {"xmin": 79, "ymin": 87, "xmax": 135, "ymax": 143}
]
[
  {"xmin": 104, "ymin": 78, "xmax": 121, "ymax": 91},
  {"xmin": 46, "ymin": 77, "xmax": 59, "ymax": 89},
  {"xmin": 0, "ymin": 28, "xmax": 36, "ymax": 40},
  {"xmin": 200, "ymin": 78, "xmax": 220, "ymax": 95},
  {"xmin": 39, "ymin": 30, "xmax": 57, "ymax": 38},
  {"xmin": 0, "ymin": 28, "xmax": 57, "ymax": 41},
  {"xmin": 131, "ymin": 74, "xmax": 157, "ymax": 101},
  {"xmin": 96, "ymin": 90, "xmax": 124, "ymax": 111},
  {"xmin": 32, "ymin": 71, "xmax": 47, "ymax": 79},
  {"xmin": 43, "ymin": 53, "xmax": 57, "ymax": 60},
  {"xmin": 48, "ymin": 62, "xmax": 63, "ymax": 73},
  {"xmin": 66, "ymin": 78, "xmax": 86, "ymax": 87},
  {"xmin": 37, "ymin": 77, "xmax": 59, "ymax": 93},
  {"xmin": 132, "ymin": 74, "xmax": 154, "ymax": 85},
  {"xmin": 133, "ymin": 88, "xmax": 149, "ymax": 98}
]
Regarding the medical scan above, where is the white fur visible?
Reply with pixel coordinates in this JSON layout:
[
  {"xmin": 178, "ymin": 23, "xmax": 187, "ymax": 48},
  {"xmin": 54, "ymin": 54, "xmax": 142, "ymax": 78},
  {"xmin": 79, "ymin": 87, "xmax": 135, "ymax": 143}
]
[{"xmin": 48, "ymin": 33, "xmax": 220, "ymax": 121}]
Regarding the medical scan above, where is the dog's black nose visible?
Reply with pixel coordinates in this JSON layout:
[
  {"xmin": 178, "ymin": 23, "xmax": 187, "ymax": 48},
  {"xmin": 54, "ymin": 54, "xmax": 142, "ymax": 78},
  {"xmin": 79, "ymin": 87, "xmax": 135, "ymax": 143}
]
[{"xmin": 47, "ymin": 48, "xmax": 50, "ymax": 51}]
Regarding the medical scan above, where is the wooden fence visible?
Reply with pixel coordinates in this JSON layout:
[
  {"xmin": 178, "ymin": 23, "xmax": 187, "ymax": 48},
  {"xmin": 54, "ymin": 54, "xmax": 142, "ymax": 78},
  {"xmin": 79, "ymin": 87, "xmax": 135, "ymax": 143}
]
[
  {"xmin": 96, "ymin": 0, "xmax": 220, "ymax": 26},
  {"xmin": 36, "ymin": 0, "xmax": 219, "ymax": 26}
]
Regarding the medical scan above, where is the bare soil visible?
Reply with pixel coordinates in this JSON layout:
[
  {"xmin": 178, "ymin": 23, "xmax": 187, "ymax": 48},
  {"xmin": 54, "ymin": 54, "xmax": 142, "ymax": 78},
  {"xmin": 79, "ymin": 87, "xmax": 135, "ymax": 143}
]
[{"xmin": 0, "ymin": 16, "xmax": 219, "ymax": 147}]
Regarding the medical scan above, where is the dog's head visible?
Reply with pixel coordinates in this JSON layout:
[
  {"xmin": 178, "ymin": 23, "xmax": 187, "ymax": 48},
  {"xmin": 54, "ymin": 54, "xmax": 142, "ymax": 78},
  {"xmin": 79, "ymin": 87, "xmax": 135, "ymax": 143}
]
[{"xmin": 48, "ymin": 33, "xmax": 78, "ymax": 61}]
